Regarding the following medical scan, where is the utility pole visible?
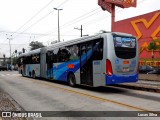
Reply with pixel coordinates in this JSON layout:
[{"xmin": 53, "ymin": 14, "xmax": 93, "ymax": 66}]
[
  {"xmin": 54, "ymin": 8, "xmax": 63, "ymax": 42},
  {"xmin": 111, "ymin": 4, "xmax": 115, "ymax": 32},
  {"xmin": 6, "ymin": 34, "xmax": 12, "ymax": 70},
  {"xmin": 74, "ymin": 25, "xmax": 83, "ymax": 37}
]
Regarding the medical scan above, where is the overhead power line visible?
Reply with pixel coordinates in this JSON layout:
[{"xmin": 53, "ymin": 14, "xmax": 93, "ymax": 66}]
[
  {"xmin": 12, "ymin": 0, "xmax": 56, "ymax": 36},
  {"xmin": 17, "ymin": 7, "xmax": 100, "ymax": 43},
  {"xmin": 12, "ymin": 0, "xmax": 71, "ymax": 40},
  {"xmin": 46, "ymin": 8, "xmax": 101, "ymax": 35},
  {"xmin": 28, "ymin": 0, "xmax": 147, "ymax": 43},
  {"xmin": 57, "ymin": 0, "xmax": 71, "ymax": 7},
  {"xmin": 4, "ymin": 0, "xmax": 71, "ymax": 54},
  {"xmin": 21, "ymin": 0, "xmax": 71, "ymax": 34},
  {"xmin": 0, "ymin": 0, "xmax": 56, "ymax": 45},
  {"xmin": 57, "ymin": 0, "xmax": 147, "ymax": 38},
  {"xmin": 14, "ymin": 0, "xmax": 146, "ymax": 46},
  {"xmin": 0, "ymin": 31, "xmax": 50, "ymax": 36},
  {"xmin": 33, "ymin": 8, "xmax": 101, "ymax": 41}
]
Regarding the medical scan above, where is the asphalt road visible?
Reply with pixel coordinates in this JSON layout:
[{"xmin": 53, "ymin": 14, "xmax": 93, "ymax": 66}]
[{"xmin": 0, "ymin": 71, "xmax": 160, "ymax": 120}]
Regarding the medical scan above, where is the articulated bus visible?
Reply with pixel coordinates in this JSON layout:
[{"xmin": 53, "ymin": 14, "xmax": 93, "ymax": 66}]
[{"xmin": 18, "ymin": 32, "xmax": 138, "ymax": 87}]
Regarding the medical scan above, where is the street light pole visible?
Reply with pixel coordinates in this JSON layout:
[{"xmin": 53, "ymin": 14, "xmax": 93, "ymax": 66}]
[
  {"xmin": 6, "ymin": 34, "xmax": 12, "ymax": 70},
  {"xmin": 54, "ymin": 8, "xmax": 63, "ymax": 42}
]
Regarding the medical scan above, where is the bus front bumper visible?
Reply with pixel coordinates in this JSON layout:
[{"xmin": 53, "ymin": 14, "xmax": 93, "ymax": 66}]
[{"xmin": 105, "ymin": 73, "xmax": 138, "ymax": 85}]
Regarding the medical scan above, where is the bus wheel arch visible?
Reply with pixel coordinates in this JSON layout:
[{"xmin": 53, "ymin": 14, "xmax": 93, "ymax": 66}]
[
  {"xmin": 29, "ymin": 71, "xmax": 31, "ymax": 77},
  {"xmin": 21, "ymin": 70, "xmax": 24, "ymax": 76},
  {"xmin": 67, "ymin": 72, "xmax": 76, "ymax": 87},
  {"xmin": 32, "ymin": 70, "xmax": 36, "ymax": 79}
]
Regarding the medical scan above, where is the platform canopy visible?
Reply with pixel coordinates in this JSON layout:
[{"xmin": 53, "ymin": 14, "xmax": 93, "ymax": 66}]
[{"xmin": 98, "ymin": 0, "xmax": 137, "ymax": 13}]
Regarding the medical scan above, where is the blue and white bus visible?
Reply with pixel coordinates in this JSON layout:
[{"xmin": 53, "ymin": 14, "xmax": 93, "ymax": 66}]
[{"xmin": 18, "ymin": 32, "xmax": 139, "ymax": 87}]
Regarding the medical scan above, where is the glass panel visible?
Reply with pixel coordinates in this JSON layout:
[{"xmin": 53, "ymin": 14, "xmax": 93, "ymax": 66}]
[{"xmin": 113, "ymin": 36, "xmax": 136, "ymax": 59}]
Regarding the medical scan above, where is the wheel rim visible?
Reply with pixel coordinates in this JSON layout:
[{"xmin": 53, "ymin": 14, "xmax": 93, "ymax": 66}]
[
  {"xmin": 33, "ymin": 72, "xmax": 36, "ymax": 78},
  {"xmin": 69, "ymin": 74, "xmax": 75, "ymax": 86}
]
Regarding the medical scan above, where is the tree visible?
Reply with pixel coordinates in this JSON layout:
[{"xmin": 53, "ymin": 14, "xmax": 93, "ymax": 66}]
[
  {"xmin": 12, "ymin": 57, "xmax": 18, "ymax": 65},
  {"xmin": 148, "ymin": 41, "xmax": 156, "ymax": 60},
  {"xmin": 1, "ymin": 54, "xmax": 6, "ymax": 66},
  {"xmin": 29, "ymin": 41, "xmax": 45, "ymax": 50},
  {"xmin": 148, "ymin": 39, "xmax": 160, "ymax": 60}
]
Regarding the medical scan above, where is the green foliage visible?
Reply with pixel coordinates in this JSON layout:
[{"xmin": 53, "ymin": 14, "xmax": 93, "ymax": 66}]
[
  {"xmin": 148, "ymin": 39, "xmax": 160, "ymax": 50},
  {"xmin": 12, "ymin": 57, "xmax": 18, "ymax": 65},
  {"xmin": 148, "ymin": 41, "xmax": 155, "ymax": 50},
  {"xmin": 29, "ymin": 41, "xmax": 45, "ymax": 50}
]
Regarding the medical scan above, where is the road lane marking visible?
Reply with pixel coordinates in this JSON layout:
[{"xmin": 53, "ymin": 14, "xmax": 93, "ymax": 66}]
[
  {"xmin": 39, "ymin": 82, "xmax": 156, "ymax": 112},
  {"xmin": 17, "ymin": 76, "xmax": 159, "ymax": 113},
  {"xmin": 0, "ymin": 73, "xmax": 20, "ymax": 77}
]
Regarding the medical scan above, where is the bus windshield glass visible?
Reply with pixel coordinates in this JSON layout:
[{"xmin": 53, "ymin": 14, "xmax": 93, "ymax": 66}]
[{"xmin": 113, "ymin": 36, "xmax": 136, "ymax": 59}]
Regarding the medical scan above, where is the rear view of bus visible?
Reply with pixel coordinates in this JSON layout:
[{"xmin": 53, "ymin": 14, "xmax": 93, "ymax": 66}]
[{"xmin": 105, "ymin": 33, "xmax": 138, "ymax": 85}]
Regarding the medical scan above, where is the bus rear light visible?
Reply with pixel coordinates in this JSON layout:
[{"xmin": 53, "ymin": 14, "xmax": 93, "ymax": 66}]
[
  {"xmin": 106, "ymin": 59, "xmax": 113, "ymax": 76},
  {"xmin": 123, "ymin": 60, "xmax": 129, "ymax": 64}
]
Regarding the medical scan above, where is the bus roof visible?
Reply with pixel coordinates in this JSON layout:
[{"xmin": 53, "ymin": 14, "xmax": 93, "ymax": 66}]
[
  {"xmin": 18, "ymin": 32, "xmax": 134, "ymax": 56},
  {"xmin": 18, "ymin": 48, "xmax": 41, "ymax": 57},
  {"xmin": 45, "ymin": 32, "xmax": 134, "ymax": 51}
]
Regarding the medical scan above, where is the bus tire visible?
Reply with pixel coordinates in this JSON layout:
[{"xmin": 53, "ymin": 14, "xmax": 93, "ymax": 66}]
[
  {"xmin": 21, "ymin": 70, "xmax": 24, "ymax": 76},
  {"xmin": 32, "ymin": 71, "xmax": 36, "ymax": 79},
  {"xmin": 68, "ymin": 73, "xmax": 76, "ymax": 87}
]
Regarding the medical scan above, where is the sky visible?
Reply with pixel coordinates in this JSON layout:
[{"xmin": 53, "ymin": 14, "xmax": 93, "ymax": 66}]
[{"xmin": 0, "ymin": 0, "xmax": 159, "ymax": 57}]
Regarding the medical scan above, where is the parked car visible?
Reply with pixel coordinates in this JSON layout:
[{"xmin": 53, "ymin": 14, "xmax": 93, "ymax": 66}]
[
  {"xmin": 0, "ymin": 66, "xmax": 7, "ymax": 71},
  {"xmin": 147, "ymin": 68, "xmax": 160, "ymax": 74},
  {"xmin": 139, "ymin": 65, "xmax": 154, "ymax": 74}
]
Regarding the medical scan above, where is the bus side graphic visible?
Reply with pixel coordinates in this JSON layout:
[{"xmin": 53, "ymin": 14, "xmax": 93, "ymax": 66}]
[{"xmin": 46, "ymin": 42, "xmax": 99, "ymax": 81}]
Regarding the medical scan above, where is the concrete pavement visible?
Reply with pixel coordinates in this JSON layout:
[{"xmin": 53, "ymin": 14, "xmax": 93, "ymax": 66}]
[{"xmin": 0, "ymin": 71, "xmax": 159, "ymax": 119}]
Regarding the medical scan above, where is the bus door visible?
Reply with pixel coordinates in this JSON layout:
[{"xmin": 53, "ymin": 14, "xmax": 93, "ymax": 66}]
[
  {"xmin": 80, "ymin": 44, "xmax": 93, "ymax": 86},
  {"xmin": 22, "ymin": 57, "xmax": 26, "ymax": 75},
  {"xmin": 47, "ymin": 51, "xmax": 53, "ymax": 79},
  {"xmin": 40, "ymin": 51, "xmax": 46, "ymax": 78}
]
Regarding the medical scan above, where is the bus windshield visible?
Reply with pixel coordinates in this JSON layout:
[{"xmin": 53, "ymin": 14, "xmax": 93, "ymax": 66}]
[{"xmin": 113, "ymin": 36, "xmax": 136, "ymax": 59}]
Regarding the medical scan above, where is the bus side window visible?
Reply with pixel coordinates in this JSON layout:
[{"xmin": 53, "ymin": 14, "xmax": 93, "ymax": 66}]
[
  {"xmin": 61, "ymin": 48, "xmax": 71, "ymax": 62},
  {"xmin": 46, "ymin": 51, "xmax": 54, "ymax": 63},
  {"xmin": 51, "ymin": 51, "xmax": 54, "ymax": 63},
  {"xmin": 24, "ymin": 56, "xmax": 31, "ymax": 64},
  {"xmin": 93, "ymin": 39, "xmax": 103, "ymax": 60},
  {"xmin": 81, "ymin": 45, "xmax": 86, "ymax": 55},
  {"xmin": 58, "ymin": 48, "xmax": 62, "ymax": 62},
  {"xmin": 87, "ymin": 43, "xmax": 92, "ymax": 53},
  {"xmin": 53, "ymin": 48, "xmax": 59, "ymax": 63},
  {"xmin": 69, "ymin": 45, "xmax": 79, "ymax": 60},
  {"xmin": 31, "ymin": 54, "xmax": 40, "ymax": 64}
]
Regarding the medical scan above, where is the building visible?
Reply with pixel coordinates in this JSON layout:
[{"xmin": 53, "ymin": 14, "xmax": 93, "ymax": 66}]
[{"xmin": 113, "ymin": 10, "xmax": 160, "ymax": 66}]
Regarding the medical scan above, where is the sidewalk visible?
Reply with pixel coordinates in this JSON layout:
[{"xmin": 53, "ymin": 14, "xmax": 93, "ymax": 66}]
[
  {"xmin": 0, "ymin": 89, "xmax": 26, "ymax": 120},
  {"xmin": 113, "ymin": 73, "xmax": 160, "ymax": 93},
  {"xmin": 139, "ymin": 74, "xmax": 160, "ymax": 81}
]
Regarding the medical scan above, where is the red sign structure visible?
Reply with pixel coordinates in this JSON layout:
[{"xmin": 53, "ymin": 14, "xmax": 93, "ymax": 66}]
[
  {"xmin": 113, "ymin": 10, "xmax": 160, "ymax": 59},
  {"xmin": 98, "ymin": 0, "xmax": 137, "ymax": 31},
  {"xmin": 98, "ymin": 0, "xmax": 112, "ymax": 13},
  {"xmin": 98, "ymin": 0, "xmax": 136, "ymax": 12},
  {"xmin": 104, "ymin": 0, "xmax": 136, "ymax": 8}
]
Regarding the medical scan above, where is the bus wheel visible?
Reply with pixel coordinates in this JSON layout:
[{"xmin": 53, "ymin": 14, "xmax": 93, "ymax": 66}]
[
  {"xmin": 68, "ymin": 73, "xmax": 76, "ymax": 87},
  {"xmin": 32, "ymin": 71, "xmax": 36, "ymax": 79},
  {"xmin": 21, "ymin": 70, "xmax": 24, "ymax": 76}
]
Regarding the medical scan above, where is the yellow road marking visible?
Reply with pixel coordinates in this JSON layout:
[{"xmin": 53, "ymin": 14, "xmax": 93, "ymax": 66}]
[
  {"xmin": 19, "ymin": 76, "xmax": 159, "ymax": 113},
  {"xmin": 40, "ymin": 82, "xmax": 152, "ymax": 111}
]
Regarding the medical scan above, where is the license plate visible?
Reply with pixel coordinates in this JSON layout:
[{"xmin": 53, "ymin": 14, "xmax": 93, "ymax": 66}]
[{"xmin": 123, "ymin": 67, "xmax": 129, "ymax": 72}]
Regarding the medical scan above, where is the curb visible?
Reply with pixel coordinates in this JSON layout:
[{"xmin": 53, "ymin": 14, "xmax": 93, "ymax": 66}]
[
  {"xmin": 139, "ymin": 79, "xmax": 160, "ymax": 82},
  {"xmin": 114, "ymin": 84, "xmax": 160, "ymax": 93}
]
